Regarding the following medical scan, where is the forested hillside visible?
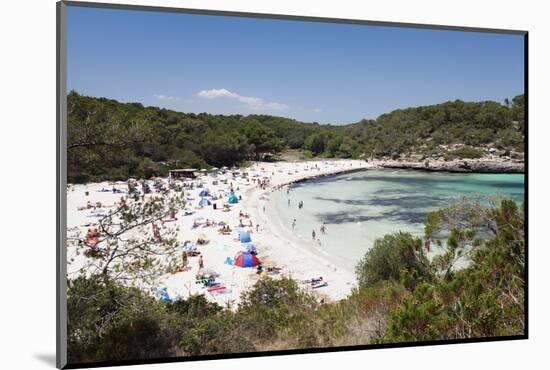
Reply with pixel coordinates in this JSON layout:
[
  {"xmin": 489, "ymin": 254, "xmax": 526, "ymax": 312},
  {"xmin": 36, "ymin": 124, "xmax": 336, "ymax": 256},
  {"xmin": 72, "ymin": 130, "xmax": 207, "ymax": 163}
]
[{"xmin": 67, "ymin": 91, "xmax": 524, "ymax": 183}]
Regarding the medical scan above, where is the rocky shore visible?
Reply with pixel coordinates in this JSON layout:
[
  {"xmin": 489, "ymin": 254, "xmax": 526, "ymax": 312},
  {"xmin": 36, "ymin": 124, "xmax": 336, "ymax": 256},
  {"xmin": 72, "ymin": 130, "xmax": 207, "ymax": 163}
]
[{"xmin": 372, "ymin": 158, "xmax": 524, "ymax": 173}]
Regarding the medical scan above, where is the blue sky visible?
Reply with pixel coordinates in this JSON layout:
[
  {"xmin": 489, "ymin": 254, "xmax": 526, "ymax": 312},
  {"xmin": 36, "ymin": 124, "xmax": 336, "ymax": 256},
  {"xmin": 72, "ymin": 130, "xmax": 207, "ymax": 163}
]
[{"xmin": 67, "ymin": 6, "xmax": 524, "ymax": 124}]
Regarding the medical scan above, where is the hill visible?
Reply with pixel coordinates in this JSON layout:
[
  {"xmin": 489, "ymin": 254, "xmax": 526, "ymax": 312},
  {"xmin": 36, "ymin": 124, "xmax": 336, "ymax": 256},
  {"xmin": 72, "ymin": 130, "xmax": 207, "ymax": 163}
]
[{"xmin": 66, "ymin": 91, "xmax": 524, "ymax": 183}]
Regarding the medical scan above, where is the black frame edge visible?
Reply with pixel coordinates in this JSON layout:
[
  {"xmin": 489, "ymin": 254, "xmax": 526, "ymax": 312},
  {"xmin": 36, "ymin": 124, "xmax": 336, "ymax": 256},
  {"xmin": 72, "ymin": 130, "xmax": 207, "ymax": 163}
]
[
  {"xmin": 57, "ymin": 1, "xmax": 529, "ymax": 368},
  {"xmin": 57, "ymin": 1, "xmax": 68, "ymax": 369}
]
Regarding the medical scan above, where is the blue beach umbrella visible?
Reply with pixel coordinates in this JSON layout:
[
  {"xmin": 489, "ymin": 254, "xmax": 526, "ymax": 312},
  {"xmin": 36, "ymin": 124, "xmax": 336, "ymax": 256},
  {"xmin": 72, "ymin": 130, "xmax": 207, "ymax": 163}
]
[
  {"xmin": 198, "ymin": 197, "xmax": 211, "ymax": 207},
  {"xmin": 154, "ymin": 288, "xmax": 173, "ymax": 303},
  {"xmin": 199, "ymin": 189, "xmax": 210, "ymax": 197},
  {"xmin": 182, "ymin": 243, "xmax": 198, "ymax": 252},
  {"xmin": 228, "ymin": 194, "xmax": 239, "ymax": 204},
  {"xmin": 239, "ymin": 231, "xmax": 252, "ymax": 243},
  {"xmin": 243, "ymin": 243, "xmax": 257, "ymax": 253}
]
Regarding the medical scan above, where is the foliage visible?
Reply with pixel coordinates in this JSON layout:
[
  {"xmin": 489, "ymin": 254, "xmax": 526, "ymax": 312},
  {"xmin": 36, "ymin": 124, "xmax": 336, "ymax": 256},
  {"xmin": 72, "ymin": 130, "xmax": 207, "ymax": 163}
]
[
  {"xmin": 443, "ymin": 146, "xmax": 484, "ymax": 160},
  {"xmin": 67, "ymin": 275, "xmax": 179, "ymax": 363},
  {"xmin": 70, "ymin": 190, "xmax": 185, "ymax": 284},
  {"xmin": 237, "ymin": 277, "xmax": 318, "ymax": 341},
  {"xmin": 67, "ymin": 92, "xmax": 524, "ymax": 182},
  {"xmin": 67, "ymin": 200, "xmax": 525, "ymax": 363},
  {"xmin": 355, "ymin": 232, "xmax": 433, "ymax": 290},
  {"xmin": 382, "ymin": 199, "xmax": 525, "ymax": 342}
]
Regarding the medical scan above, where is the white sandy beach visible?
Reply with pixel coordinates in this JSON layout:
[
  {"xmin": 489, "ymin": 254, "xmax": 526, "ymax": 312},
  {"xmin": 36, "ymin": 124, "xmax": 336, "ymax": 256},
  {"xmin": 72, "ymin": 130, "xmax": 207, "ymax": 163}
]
[{"xmin": 66, "ymin": 159, "xmax": 374, "ymax": 307}]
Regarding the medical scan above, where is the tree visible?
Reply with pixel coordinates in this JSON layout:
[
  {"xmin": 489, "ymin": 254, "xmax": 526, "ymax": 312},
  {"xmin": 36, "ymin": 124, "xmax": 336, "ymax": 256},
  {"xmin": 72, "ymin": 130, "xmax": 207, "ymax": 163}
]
[
  {"xmin": 425, "ymin": 197, "xmax": 495, "ymax": 279},
  {"xmin": 67, "ymin": 275, "xmax": 179, "ymax": 363},
  {"xmin": 355, "ymin": 232, "xmax": 433, "ymax": 290},
  {"xmin": 304, "ymin": 133, "xmax": 327, "ymax": 155},
  {"xmin": 237, "ymin": 277, "xmax": 318, "ymax": 339},
  {"xmin": 382, "ymin": 199, "xmax": 525, "ymax": 342},
  {"xmin": 70, "ymin": 191, "xmax": 185, "ymax": 284},
  {"xmin": 67, "ymin": 92, "xmax": 524, "ymax": 183}
]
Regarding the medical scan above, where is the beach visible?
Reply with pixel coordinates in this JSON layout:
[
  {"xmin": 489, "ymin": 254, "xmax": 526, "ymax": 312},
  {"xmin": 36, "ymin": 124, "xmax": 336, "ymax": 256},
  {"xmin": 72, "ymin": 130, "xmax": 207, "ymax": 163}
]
[{"xmin": 66, "ymin": 160, "xmax": 373, "ymax": 307}]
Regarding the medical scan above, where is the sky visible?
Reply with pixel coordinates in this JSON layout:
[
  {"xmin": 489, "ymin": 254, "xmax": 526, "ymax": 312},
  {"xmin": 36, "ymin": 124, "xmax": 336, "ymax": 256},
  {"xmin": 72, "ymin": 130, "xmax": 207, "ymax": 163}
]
[{"xmin": 67, "ymin": 6, "xmax": 525, "ymax": 124}]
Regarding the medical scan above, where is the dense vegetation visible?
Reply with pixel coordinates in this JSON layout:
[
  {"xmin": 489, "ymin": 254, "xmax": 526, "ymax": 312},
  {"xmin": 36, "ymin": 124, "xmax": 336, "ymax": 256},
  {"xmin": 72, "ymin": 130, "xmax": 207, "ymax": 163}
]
[
  {"xmin": 67, "ymin": 199, "xmax": 525, "ymax": 364},
  {"xmin": 67, "ymin": 91, "xmax": 525, "ymax": 183}
]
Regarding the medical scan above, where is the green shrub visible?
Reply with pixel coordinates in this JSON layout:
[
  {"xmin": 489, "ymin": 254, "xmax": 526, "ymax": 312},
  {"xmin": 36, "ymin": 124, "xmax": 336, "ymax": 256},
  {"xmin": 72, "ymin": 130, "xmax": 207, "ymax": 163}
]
[
  {"xmin": 355, "ymin": 232, "xmax": 433, "ymax": 289},
  {"xmin": 444, "ymin": 146, "xmax": 484, "ymax": 160}
]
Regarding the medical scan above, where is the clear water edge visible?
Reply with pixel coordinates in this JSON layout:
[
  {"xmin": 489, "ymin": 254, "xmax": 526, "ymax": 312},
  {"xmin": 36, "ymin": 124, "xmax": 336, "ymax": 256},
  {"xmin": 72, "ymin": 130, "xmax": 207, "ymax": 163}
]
[{"xmin": 269, "ymin": 169, "xmax": 525, "ymax": 272}]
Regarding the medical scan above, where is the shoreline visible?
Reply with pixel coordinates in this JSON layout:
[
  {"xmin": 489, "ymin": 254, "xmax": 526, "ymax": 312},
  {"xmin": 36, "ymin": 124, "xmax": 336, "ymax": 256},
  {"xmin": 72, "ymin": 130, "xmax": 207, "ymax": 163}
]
[
  {"xmin": 66, "ymin": 160, "xmax": 372, "ymax": 307},
  {"xmin": 66, "ymin": 158, "xmax": 523, "ymax": 307},
  {"xmin": 241, "ymin": 160, "xmax": 374, "ymax": 302}
]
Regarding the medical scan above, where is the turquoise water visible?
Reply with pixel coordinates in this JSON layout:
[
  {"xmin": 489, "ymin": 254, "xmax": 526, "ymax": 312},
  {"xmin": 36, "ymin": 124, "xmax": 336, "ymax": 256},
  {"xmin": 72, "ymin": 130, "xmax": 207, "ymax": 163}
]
[{"xmin": 270, "ymin": 169, "xmax": 525, "ymax": 271}]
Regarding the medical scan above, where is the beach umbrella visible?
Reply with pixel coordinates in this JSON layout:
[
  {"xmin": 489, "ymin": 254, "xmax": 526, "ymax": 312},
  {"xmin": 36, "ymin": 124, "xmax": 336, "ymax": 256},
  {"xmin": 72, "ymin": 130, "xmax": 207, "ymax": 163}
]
[
  {"xmin": 182, "ymin": 243, "xmax": 198, "ymax": 252},
  {"xmin": 198, "ymin": 189, "xmax": 210, "ymax": 197},
  {"xmin": 198, "ymin": 198, "xmax": 211, "ymax": 207},
  {"xmin": 154, "ymin": 288, "xmax": 173, "ymax": 303},
  {"xmin": 243, "ymin": 243, "xmax": 257, "ymax": 253},
  {"xmin": 228, "ymin": 194, "xmax": 239, "ymax": 204},
  {"xmin": 181, "ymin": 208, "xmax": 194, "ymax": 216},
  {"xmin": 234, "ymin": 252, "xmax": 260, "ymax": 268},
  {"xmin": 238, "ymin": 231, "xmax": 252, "ymax": 243}
]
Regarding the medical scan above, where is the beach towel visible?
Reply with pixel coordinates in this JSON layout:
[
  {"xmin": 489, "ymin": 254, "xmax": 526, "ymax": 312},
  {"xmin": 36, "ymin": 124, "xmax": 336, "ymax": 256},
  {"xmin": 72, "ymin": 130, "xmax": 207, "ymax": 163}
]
[
  {"xmin": 195, "ymin": 277, "xmax": 214, "ymax": 285},
  {"xmin": 311, "ymin": 282, "xmax": 328, "ymax": 289},
  {"xmin": 207, "ymin": 286, "xmax": 226, "ymax": 293}
]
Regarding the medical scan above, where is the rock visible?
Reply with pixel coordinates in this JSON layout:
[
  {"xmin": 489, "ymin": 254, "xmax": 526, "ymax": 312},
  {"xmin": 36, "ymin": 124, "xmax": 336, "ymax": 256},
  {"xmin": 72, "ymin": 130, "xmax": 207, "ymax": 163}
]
[{"xmin": 375, "ymin": 158, "xmax": 524, "ymax": 173}]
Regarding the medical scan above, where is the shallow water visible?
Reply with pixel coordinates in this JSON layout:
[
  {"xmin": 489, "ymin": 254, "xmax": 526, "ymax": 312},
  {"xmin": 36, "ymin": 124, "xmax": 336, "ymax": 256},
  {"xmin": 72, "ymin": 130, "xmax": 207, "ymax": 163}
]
[{"xmin": 270, "ymin": 169, "xmax": 525, "ymax": 271}]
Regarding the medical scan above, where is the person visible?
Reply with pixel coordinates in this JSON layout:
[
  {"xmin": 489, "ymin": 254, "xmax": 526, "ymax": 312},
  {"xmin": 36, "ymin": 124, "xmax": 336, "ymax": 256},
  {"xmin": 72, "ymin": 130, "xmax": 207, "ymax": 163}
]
[
  {"xmin": 288, "ymin": 198, "xmax": 291, "ymax": 206},
  {"xmin": 312, "ymin": 229, "xmax": 316, "ymax": 240},
  {"xmin": 292, "ymin": 219, "xmax": 296, "ymax": 230},
  {"xmin": 213, "ymin": 202, "xmax": 217, "ymax": 210},
  {"xmin": 256, "ymin": 223, "xmax": 260, "ymax": 232},
  {"xmin": 198, "ymin": 255, "xmax": 204, "ymax": 269},
  {"xmin": 181, "ymin": 251, "xmax": 188, "ymax": 267},
  {"xmin": 320, "ymin": 222, "xmax": 326, "ymax": 234},
  {"xmin": 263, "ymin": 205, "xmax": 266, "ymax": 213}
]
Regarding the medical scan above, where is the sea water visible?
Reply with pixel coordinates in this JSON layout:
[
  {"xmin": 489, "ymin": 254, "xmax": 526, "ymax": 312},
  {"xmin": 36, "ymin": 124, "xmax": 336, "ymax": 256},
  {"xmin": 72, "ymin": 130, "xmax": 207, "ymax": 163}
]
[{"xmin": 270, "ymin": 169, "xmax": 525, "ymax": 271}]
